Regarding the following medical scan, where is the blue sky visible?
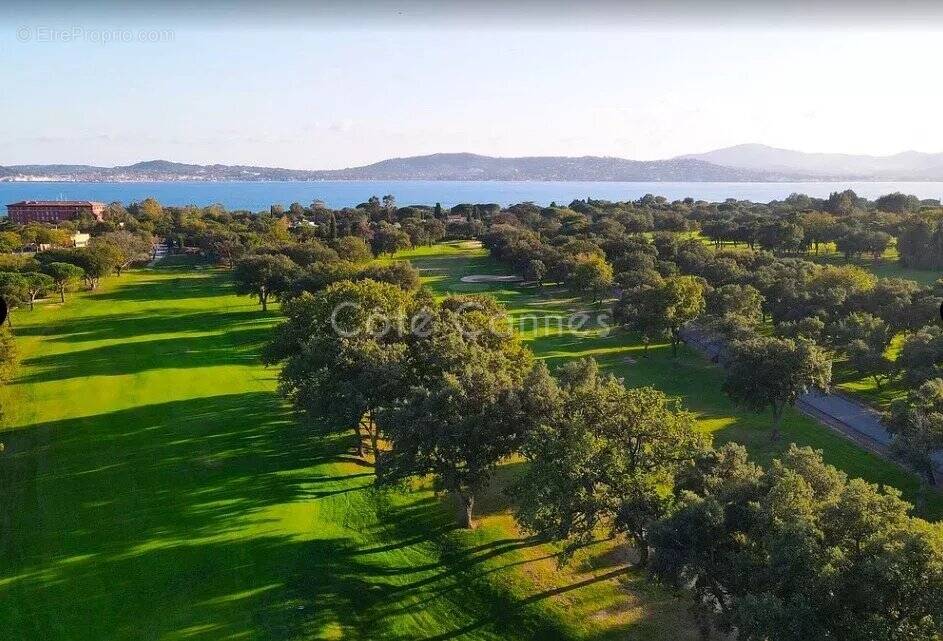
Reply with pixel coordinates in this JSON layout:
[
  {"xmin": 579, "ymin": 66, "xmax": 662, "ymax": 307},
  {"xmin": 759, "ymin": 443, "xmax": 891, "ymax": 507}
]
[{"xmin": 2, "ymin": 12, "xmax": 943, "ymax": 168}]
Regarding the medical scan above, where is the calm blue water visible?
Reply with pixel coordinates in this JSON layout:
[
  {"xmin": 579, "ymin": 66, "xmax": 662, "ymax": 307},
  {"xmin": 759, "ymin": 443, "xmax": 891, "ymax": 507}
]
[{"xmin": 2, "ymin": 180, "xmax": 942, "ymax": 211}]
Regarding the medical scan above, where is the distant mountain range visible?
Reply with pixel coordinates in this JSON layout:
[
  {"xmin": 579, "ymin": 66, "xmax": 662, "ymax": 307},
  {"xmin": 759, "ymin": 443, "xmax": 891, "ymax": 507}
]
[
  {"xmin": 681, "ymin": 144, "xmax": 943, "ymax": 180},
  {"xmin": 5, "ymin": 146, "xmax": 943, "ymax": 182}
]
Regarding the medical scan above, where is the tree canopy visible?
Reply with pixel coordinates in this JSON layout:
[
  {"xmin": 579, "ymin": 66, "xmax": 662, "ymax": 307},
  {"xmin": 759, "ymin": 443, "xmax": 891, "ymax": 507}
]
[
  {"xmin": 723, "ymin": 336, "xmax": 832, "ymax": 439},
  {"xmin": 263, "ymin": 279, "xmax": 415, "ymax": 469},
  {"xmin": 513, "ymin": 358, "xmax": 705, "ymax": 564},
  {"xmin": 233, "ymin": 254, "xmax": 299, "ymax": 311},
  {"xmin": 379, "ymin": 294, "xmax": 533, "ymax": 528}
]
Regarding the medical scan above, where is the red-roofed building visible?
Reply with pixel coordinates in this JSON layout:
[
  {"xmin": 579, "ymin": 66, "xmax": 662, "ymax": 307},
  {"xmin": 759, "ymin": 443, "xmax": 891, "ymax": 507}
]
[{"xmin": 6, "ymin": 200, "xmax": 106, "ymax": 224}]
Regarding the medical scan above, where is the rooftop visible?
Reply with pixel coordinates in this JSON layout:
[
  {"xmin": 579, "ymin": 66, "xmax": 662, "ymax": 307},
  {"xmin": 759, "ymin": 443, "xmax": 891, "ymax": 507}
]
[{"xmin": 7, "ymin": 200, "xmax": 106, "ymax": 207}]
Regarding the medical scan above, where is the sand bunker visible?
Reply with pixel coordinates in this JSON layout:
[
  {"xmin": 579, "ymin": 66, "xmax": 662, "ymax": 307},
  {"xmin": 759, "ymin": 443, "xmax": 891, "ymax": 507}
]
[{"xmin": 459, "ymin": 274, "xmax": 525, "ymax": 284}]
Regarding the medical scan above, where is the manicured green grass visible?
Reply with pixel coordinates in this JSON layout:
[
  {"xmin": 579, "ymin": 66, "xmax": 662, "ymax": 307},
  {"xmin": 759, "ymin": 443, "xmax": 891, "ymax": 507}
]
[
  {"xmin": 0, "ymin": 258, "xmax": 697, "ymax": 640},
  {"xmin": 3, "ymin": 240, "xmax": 935, "ymax": 641},
  {"xmin": 830, "ymin": 334, "xmax": 908, "ymax": 411},
  {"xmin": 808, "ymin": 246, "xmax": 941, "ymax": 286},
  {"xmin": 404, "ymin": 242, "xmax": 943, "ymax": 519}
]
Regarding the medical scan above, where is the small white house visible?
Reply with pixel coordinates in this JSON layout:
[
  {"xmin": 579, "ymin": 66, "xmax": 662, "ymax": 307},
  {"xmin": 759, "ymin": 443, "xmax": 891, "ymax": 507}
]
[{"xmin": 71, "ymin": 232, "xmax": 90, "ymax": 248}]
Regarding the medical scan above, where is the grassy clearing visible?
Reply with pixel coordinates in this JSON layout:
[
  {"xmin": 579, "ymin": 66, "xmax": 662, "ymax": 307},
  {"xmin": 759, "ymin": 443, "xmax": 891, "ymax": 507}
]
[
  {"xmin": 0, "ymin": 256, "xmax": 697, "ymax": 640},
  {"xmin": 830, "ymin": 334, "xmax": 907, "ymax": 410},
  {"xmin": 403, "ymin": 242, "xmax": 943, "ymax": 519},
  {"xmin": 807, "ymin": 244, "xmax": 940, "ymax": 286},
  {"xmin": 705, "ymin": 236, "xmax": 940, "ymax": 286}
]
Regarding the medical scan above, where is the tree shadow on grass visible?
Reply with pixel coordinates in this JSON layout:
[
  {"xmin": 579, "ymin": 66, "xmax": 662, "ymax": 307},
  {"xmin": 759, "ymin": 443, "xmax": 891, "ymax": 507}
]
[
  {"xmin": 0, "ymin": 391, "xmax": 402, "ymax": 640},
  {"xmin": 1, "ymin": 393, "xmax": 306, "ymax": 563},
  {"xmin": 18, "ymin": 326, "xmax": 274, "ymax": 383},
  {"xmin": 89, "ymin": 270, "xmax": 235, "ymax": 303},
  {"xmin": 0, "ymin": 390, "xmax": 614, "ymax": 641},
  {"xmin": 13, "ymin": 309, "xmax": 275, "ymax": 344}
]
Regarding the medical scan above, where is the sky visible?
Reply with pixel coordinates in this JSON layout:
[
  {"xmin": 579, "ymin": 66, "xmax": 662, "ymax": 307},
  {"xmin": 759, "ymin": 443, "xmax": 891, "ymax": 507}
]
[{"xmin": 3, "ymin": 1, "xmax": 943, "ymax": 169}]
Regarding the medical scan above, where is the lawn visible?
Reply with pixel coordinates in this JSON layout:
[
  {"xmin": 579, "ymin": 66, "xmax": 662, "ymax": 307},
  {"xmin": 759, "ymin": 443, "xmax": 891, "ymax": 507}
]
[
  {"xmin": 403, "ymin": 241, "xmax": 943, "ymax": 519},
  {"xmin": 0, "ymin": 257, "xmax": 697, "ymax": 640},
  {"xmin": 807, "ymin": 243, "xmax": 941, "ymax": 286}
]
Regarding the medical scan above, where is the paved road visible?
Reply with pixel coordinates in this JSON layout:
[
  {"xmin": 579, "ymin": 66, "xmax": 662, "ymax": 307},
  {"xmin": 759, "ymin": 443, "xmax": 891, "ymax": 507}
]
[{"xmin": 680, "ymin": 324, "xmax": 943, "ymax": 474}]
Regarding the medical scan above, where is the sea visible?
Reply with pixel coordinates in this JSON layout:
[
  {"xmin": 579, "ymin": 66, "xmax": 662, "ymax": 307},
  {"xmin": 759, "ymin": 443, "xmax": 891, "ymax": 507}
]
[{"xmin": 2, "ymin": 180, "xmax": 943, "ymax": 211}]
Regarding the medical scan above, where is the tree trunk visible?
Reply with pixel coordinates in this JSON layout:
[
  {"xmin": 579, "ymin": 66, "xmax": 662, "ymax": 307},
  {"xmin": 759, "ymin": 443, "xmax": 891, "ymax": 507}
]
[
  {"xmin": 353, "ymin": 423, "xmax": 365, "ymax": 457},
  {"xmin": 632, "ymin": 532, "xmax": 650, "ymax": 567},
  {"xmin": 366, "ymin": 417, "xmax": 382, "ymax": 480},
  {"xmin": 28, "ymin": 296, "xmax": 35, "ymax": 311},
  {"xmin": 925, "ymin": 466, "xmax": 937, "ymax": 487},
  {"xmin": 59, "ymin": 287, "xmax": 65, "ymax": 303},
  {"xmin": 457, "ymin": 492, "xmax": 475, "ymax": 529},
  {"xmin": 771, "ymin": 404, "xmax": 784, "ymax": 441},
  {"xmin": 695, "ymin": 609, "xmax": 712, "ymax": 641},
  {"xmin": 260, "ymin": 290, "xmax": 268, "ymax": 312}
]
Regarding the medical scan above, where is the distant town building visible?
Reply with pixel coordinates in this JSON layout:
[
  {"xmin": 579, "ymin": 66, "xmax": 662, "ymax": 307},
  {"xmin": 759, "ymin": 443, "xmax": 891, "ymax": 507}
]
[
  {"xmin": 71, "ymin": 232, "xmax": 91, "ymax": 248},
  {"xmin": 6, "ymin": 200, "xmax": 106, "ymax": 224},
  {"xmin": 36, "ymin": 233, "xmax": 92, "ymax": 252}
]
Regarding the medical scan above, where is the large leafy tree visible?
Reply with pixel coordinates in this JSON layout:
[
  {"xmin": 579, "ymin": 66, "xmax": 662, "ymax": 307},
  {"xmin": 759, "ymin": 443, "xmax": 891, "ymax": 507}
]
[
  {"xmin": 72, "ymin": 246, "xmax": 118, "ymax": 289},
  {"xmin": 615, "ymin": 275, "xmax": 706, "ymax": 357},
  {"xmin": 41, "ymin": 262, "xmax": 86, "ymax": 302},
  {"xmin": 825, "ymin": 189, "xmax": 859, "ymax": 215},
  {"xmin": 513, "ymin": 358, "xmax": 704, "ymax": 565},
  {"xmin": 798, "ymin": 211, "xmax": 838, "ymax": 254},
  {"xmin": 899, "ymin": 325, "xmax": 943, "ymax": 385},
  {"xmin": 834, "ymin": 311, "xmax": 892, "ymax": 354},
  {"xmin": 568, "ymin": 254, "xmax": 614, "ymax": 303},
  {"xmin": 851, "ymin": 277, "xmax": 940, "ymax": 334},
  {"xmin": 91, "ymin": 230, "xmax": 153, "ymax": 275},
  {"xmin": 333, "ymin": 236, "xmax": 372, "ymax": 263},
  {"xmin": 0, "ymin": 273, "xmax": 28, "ymax": 325},
  {"xmin": 357, "ymin": 261, "xmax": 421, "ymax": 292},
  {"xmin": 233, "ymin": 254, "xmax": 299, "ymax": 311},
  {"xmin": 650, "ymin": 444, "xmax": 765, "ymax": 637},
  {"xmin": 0, "ymin": 231, "xmax": 22, "ymax": 253},
  {"xmin": 20, "ymin": 272, "xmax": 54, "ymax": 311},
  {"xmin": 379, "ymin": 294, "xmax": 533, "ymax": 528},
  {"xmin": 705, "ymin": 283, "xmax": 763, "ymax": 322},
  {"xmin": 370, "ymin": 222, "xmax": 411, "ymax": 257},
  {"xmin": 888, "ymin": 378, "xmax": 943, "ymax": 486},
  {"xmin": 652, "ymin": 444, "xmax": 943, "ymax": 641},
  {"xmin": 36, "ymin": 248, "xmax": 114, "ymax": 290},
  {"xmin": 875, "ymin": 191, "xmax": 921, "ymax": 214},
  {"xmin": 723, "ymin": 336, "xmax": 831, "ymax": 440},
  {"xmin": 263, "ymin": 279, "xmax": 414, "ymax": 472},
  {"xmin": 201, "ymin": 229, "xmax": 245, "ymax": 268}
]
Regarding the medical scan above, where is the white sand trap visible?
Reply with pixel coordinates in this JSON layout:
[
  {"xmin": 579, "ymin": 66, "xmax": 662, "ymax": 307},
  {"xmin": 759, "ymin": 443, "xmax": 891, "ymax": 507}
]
[{"xmin": 460, "ymin": 274, "xmax": 524, "ymax": 284}]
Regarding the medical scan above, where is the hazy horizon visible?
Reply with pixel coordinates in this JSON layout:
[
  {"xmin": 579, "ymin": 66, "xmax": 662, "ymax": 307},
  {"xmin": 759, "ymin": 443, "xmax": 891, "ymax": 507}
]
[{"xmin": 9, "ymin": 144, "xmax": 943, "ymax": 172}]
